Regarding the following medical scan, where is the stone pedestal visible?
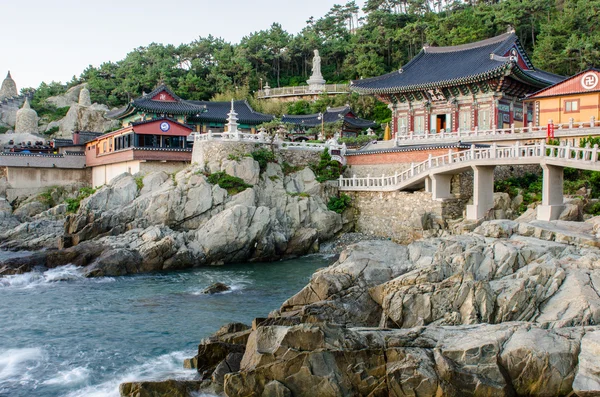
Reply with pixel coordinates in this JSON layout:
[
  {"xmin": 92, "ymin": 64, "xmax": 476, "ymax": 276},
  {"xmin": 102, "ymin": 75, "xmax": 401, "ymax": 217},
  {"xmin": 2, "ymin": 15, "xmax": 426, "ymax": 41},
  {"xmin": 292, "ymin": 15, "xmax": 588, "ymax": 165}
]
[
  {"xmin": 466, "ymin": 165, "xmax": 495, "ymax": 220},
  {"xmin": 537, "ymin": 164, "xmax": 564, "ymax": 221},
  {"xmin": 431, "ymin": 174, "xmax": 453, "ymax": 200},
  {"xmin": 307, "ymin": 77, "xmax": 326, "ymax": 92}
]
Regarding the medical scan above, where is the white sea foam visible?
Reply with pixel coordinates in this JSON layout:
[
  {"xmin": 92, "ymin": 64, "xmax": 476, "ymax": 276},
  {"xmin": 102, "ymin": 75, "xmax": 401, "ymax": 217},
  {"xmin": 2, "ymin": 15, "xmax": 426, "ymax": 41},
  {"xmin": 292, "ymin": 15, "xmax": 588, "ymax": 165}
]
[
  {"xmin": 43, "ymin": 366, "xmax": 90, "ymax": 386},
  {"xmin": 0, "ymin": 347, "xmax": 45, "ymax": 382},
  {"xmin": 64, "ymin": 351, "xmax": 196, "ymax": 397},
  {"xmin": 0, "ymin": 265, "xmax": 85, "ymax": 288}
]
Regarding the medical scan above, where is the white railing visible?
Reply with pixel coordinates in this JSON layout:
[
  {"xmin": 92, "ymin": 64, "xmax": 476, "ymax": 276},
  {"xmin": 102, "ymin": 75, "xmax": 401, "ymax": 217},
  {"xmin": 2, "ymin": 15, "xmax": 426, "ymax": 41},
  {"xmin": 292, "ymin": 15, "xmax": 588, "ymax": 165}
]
[
  {"xmin": 395, "ymin": 116, "xmax": 600, "ymax": 146},
  {"xmin": 256, "ymin": 84, "xmax": 350, "ymax": 98},
  {"xmin": 193, "ymin": 131, "xmax": 347, "ymax": 155},
  {"xmin": 339, "ymin": 141, "xmax": 600, "ymax": 192}
]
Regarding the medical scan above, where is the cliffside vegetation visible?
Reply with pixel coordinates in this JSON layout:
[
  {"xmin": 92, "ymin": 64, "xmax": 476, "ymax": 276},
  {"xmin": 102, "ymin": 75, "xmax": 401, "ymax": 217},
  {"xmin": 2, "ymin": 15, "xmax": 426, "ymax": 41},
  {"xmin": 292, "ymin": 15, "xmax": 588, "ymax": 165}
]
[{"xmin": 24, "ymin": 0, "xmax": 600, "ymax": 125}]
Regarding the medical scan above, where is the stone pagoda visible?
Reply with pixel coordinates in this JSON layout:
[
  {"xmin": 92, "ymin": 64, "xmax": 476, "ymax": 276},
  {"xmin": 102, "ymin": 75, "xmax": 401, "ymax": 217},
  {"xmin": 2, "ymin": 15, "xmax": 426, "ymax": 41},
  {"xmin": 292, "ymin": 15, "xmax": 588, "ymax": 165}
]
[{"xmin": 0, "ymin": 71, "xmax": 18, "ymax": 100}]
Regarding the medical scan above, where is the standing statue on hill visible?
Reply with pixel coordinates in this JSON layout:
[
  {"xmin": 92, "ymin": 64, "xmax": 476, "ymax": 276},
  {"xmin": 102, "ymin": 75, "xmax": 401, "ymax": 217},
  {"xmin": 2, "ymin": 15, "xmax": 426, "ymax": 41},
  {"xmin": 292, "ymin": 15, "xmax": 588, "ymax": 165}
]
[
  {"xmin": 307, "ymin": 49, "xmax": 326, "ymax": 92},
  {"xmin": 312, "ymin": 50, "xmax": 322, "ymax": 78}
]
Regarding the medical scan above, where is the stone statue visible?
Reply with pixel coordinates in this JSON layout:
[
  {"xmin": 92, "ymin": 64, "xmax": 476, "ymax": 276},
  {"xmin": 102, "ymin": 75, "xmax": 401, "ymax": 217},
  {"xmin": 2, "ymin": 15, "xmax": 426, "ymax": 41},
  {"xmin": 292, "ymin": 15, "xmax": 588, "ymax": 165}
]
[
  {"xmin": 311, "ymin": 50, "xmax": 322, "ymax": 78},
  {"xmin": 307, "ymin": 49, "xmax": 326, "ymax": 92}
]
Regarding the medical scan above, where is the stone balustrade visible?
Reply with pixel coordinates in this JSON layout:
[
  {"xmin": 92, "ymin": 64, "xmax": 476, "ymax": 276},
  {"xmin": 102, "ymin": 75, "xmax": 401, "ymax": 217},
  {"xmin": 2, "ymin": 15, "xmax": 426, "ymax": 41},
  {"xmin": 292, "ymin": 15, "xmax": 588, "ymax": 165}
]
[
  {"xmin": 339, "ymin": 141, "xmax": 600, "ymax": 193},
  {"xmin": 395, "ymin": 116, "xmax": 600, "ymax": 146},
  {"xmin": 193, "ymin": 131, "xmax": 347, "ymax": 155},
  {"xmin": 256, "ymin": 84, "xmax": 350, "ymax": 99}
]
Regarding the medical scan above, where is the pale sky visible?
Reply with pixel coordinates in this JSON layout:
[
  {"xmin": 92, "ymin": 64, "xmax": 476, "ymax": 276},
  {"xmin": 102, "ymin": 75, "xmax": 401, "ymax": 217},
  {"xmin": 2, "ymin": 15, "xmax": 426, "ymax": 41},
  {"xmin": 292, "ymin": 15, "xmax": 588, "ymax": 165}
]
[{"xmin": 1, "ymin": 0, "xmax": 365, "ymax": 90}]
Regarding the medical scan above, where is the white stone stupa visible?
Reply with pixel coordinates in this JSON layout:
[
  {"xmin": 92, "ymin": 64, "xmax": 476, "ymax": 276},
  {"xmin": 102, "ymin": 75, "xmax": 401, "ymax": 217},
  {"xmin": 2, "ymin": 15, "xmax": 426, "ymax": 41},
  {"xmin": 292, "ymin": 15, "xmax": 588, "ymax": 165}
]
[
  {"xmin": 15, "ymin": 98, "xmax": 38, "ymax": 134},
  {"xmin": 0, "ymin": 71, "xmax": 18, "ymax": 100}
]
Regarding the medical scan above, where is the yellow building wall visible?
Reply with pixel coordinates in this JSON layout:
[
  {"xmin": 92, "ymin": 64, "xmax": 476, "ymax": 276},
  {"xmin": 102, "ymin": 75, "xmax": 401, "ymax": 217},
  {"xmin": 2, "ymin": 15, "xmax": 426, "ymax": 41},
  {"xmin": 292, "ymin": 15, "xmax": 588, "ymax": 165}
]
[{"xmin": 537, "ymin": 93, "xmax": 600, "ymax": 125}]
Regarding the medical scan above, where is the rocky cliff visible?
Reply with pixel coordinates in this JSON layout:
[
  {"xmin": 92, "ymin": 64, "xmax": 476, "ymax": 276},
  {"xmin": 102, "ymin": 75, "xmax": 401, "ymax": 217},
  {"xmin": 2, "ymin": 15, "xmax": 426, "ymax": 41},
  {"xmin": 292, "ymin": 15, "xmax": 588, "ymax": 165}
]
[
  {"xmin": 0, "ymin": 158, "xmax": 345, "ymax": 277},
  {"xmin": 121, "ymin": 219, "xmax": 600, "ymax": 397}
]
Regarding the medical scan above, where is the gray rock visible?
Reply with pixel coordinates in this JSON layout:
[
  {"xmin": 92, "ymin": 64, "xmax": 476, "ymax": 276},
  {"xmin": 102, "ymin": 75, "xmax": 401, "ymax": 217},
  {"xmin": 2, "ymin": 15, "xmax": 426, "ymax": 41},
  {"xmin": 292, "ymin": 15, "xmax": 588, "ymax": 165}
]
[
  {"xmin": 203, "ymin": 282, "xmax": 231, "ymax": 294},
  {"xmin": 573, "ymin": 330, "xmax": 600, "ymax": 397}
]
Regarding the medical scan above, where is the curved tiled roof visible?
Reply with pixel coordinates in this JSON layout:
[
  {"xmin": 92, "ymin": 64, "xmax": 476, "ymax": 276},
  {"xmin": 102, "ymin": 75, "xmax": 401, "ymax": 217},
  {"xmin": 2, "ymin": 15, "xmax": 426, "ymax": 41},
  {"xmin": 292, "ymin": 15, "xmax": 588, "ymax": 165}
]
[
  {"xmin": 351, "ymin": 32, "xmax": 563, "ymax": 94},
  {"xmin": 187, "ymin": 100, "xmax": 274, "ymax": 125},
  {"xmin": 282, "ymin": 106, "xmax": 377, "ymax": 130}
]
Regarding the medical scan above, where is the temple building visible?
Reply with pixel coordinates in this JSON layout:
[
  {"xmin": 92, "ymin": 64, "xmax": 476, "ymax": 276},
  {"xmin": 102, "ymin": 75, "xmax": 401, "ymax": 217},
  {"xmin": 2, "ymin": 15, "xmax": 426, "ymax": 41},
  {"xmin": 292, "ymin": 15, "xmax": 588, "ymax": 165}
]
[
  {"xmin": 350, "ymin": 30, "xmax": 564, "ymax": 137},
  {"xmin": 85, "ymin": 117, "xmax": 192, "ymax": 186},
  {"xmin": 525, "ymin": 68, "xmax": 600, "ymax": 126},
  {"xmin": 0, "ymin": 71, "xmax": 18, "ymax": 100},
  {"xmin": 282, "ymin": 106, "xmax": 378, "ymax": 140},
  {"xmin": 106, "ymin": 85, "xmax": 274, "ymax": 133}
]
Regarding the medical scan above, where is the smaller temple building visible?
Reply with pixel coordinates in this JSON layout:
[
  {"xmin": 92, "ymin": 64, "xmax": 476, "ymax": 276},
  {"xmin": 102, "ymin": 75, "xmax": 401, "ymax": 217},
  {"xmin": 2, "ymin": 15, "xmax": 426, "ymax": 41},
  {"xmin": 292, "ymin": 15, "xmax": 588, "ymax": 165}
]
[
  {"xmin": 85, "ymin": 118, "xmax": 192, "ymax": 186},
  {"xmin": 281, "ymin": 106, "xmax": 378, "ymax": 140},
  {"xmin": 525, "ymin": 68, "xmax": 600, "ymax": 126},
  {"xmin": 106, "ymin": 85, "xmax": 274, "ymax": 133}
]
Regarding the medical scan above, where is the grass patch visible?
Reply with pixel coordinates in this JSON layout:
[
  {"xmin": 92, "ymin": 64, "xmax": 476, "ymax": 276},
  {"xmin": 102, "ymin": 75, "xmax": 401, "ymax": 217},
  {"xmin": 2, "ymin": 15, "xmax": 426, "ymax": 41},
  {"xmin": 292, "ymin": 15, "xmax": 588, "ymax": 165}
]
[
  {"xmin": 281, "ymin": 162, "xmax": 302, "ymax": 176},
  {"xmin": 45, "ymin": 126, "xmax": 59, "ymax": 135},
  {"xmin": 134, "ymin": 176, "xmax": 144, "ymax": 190},
  {"xmin": 65, "ymin": 187, "xmax": 97, "ymax": 213},
  {"xmin": 251, "ymin": 148, "xmax": 276, "ymax": 172},
  {"xmin": 310, "ymin": 148, "xmax": 344, "ymax": 183},
  {"xmin": 327, "ymin": 194, "xmax": 351, "ymax": 214},
  {"xmin": 228, "ymin": 154, "xmax": 241, "ymax": 161},
  {"xmin": 269, "ymin": 175, "xmax": 279, "ymax": 181},
  {"xmin": 37, "ymin": 190, "xmax": 55, "ymax": 207},
  {"xmin": 207, "ymin": 171, "xmax": 252, "ymax": 195},
  {"xmin": 0, "ymin": 126, "xmax": 9, "ymax": 134},
  {"xmin": 288, "ymin": 192, "xmax": 310, "ymax": 198}
]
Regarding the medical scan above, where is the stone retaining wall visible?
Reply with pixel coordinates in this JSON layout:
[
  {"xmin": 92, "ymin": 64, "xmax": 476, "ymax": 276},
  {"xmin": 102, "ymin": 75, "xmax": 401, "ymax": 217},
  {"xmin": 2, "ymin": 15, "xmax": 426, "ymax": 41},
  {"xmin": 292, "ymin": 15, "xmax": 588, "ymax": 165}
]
[
  {"xmin": 192, "ymin": 141, "xmax": 322, "ymax": 170},
  {"xmin": 346, "ymin": 190, "xmax": 466, "ymax": 244}
]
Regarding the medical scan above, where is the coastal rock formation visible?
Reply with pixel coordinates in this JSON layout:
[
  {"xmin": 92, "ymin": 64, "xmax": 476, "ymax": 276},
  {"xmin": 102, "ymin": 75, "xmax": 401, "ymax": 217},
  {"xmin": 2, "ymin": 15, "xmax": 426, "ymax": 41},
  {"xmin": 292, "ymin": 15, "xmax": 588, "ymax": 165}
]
[
  {"xmin": 121, "ymin": 221, "xmax": 600, "ymax": 397},
  {"xmin": 43, "ymin": 83, "xmax": 119, "ymax": 137},
  {"xmin": 0, "ymin": 159, "xmax": 343, "ymax": 276}
]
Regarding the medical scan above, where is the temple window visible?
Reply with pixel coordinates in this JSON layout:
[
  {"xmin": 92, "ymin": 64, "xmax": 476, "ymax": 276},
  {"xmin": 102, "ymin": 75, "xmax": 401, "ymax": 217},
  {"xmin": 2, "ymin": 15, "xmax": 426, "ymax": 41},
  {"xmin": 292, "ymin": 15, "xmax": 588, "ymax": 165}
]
[
  {"xmin": 414, "ymin": 116, "xmax": 425, "ymax": 133},
  {"xmin": 564, "ymin": 99, "xmax": 579, "ymax": 113},
  {"xmin": 459, "ymin": 111, "xmax": 471, "ymax": 132},
  {"xmin": 478, "ymin": 109, "xmax": 491, "ymax": 130}
]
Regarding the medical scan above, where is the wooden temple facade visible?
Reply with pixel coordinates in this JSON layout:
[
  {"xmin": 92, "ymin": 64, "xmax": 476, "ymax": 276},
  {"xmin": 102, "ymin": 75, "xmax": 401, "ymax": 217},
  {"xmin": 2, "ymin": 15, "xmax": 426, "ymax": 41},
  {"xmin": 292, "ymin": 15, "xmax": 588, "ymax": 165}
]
[{"xmin": 350, "ymin": 31, "xmax": 564, "ymax": 138}]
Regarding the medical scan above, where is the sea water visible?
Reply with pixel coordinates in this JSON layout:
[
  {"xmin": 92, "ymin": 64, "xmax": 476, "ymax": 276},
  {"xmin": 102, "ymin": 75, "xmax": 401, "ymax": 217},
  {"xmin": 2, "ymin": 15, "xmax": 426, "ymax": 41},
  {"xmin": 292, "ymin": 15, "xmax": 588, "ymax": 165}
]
[{"xmin": 0, "ymin": 252, "xmax": 329, "ymax": 397}]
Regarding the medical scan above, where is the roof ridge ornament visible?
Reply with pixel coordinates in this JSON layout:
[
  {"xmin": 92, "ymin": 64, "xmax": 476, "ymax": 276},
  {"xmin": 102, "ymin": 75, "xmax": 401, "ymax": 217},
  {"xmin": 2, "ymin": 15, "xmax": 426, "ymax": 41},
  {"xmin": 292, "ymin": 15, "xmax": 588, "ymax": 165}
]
[{"xmin": 507, "ymin": 25, "xmax": 515, "ymax": 34}]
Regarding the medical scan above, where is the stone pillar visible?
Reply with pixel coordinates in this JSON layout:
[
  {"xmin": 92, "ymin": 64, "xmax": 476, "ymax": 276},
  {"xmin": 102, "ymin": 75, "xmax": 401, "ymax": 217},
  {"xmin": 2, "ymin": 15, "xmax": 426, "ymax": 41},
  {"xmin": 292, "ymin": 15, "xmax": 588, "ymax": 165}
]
[
  {"xmin": 424, "ymin": 176, "xmax": 432, "ymax": 193},
  {"xmin": 466, "ymin": 165, "xmax": 495, "ymax": 220},
  {"xmin": 537, "ymin": 164, "xmax": 564, "ymax": 221},
  {"xmin": 431, "ymin": 173, "xmax": 453, "ymax": 200}
]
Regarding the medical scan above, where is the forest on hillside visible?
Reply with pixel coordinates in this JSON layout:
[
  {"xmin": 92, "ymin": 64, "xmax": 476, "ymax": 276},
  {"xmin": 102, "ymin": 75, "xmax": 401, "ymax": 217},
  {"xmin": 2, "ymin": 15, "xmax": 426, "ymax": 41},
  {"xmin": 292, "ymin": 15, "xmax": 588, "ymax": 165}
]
[{"xmin": 31, "ymin": 0, "xmax": 600, "ymax": 123}]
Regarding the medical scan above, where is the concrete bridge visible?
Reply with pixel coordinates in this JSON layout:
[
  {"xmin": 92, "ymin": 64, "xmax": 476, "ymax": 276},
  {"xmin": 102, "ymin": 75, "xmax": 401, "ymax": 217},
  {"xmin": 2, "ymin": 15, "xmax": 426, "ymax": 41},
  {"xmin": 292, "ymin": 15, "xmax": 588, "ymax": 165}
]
[{"xmin": 339, "ymin": 141, "xmax": 600, "ymax": 221}]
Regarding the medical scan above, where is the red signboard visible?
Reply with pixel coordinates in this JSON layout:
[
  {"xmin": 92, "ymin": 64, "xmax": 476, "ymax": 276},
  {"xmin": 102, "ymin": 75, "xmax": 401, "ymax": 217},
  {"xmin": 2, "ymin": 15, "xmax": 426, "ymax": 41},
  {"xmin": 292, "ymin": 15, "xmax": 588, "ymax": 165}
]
[{"xmin": 547, "ymin": 123, "xmax": 555, "ymax": 138}]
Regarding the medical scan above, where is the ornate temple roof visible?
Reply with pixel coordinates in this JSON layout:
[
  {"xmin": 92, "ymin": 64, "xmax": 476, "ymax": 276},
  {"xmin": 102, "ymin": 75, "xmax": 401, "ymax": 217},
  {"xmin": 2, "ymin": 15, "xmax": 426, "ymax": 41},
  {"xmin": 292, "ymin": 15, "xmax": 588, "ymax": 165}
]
[
  {"xmin": 187, "ymin": 100, "xmax": 274, "ymax": 125},
  {"xmin": 282, "ymin": 106, "xmax": 378, "ymax": 130},
  {"xmin": 105, "ymin": 85, "xmax": 206, "ymax": 119},
  {"xmin": 105, "ymin": 86, "xmax": 273, "ymax": 126},
  {"xmin": 350, "ymin": 32, "xmax": 564, "ymax": 95}
]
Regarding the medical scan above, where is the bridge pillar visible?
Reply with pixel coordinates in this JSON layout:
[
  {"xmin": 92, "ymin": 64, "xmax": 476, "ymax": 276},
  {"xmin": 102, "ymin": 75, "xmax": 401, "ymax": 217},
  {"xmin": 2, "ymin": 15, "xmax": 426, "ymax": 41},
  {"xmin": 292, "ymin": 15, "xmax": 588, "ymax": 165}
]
[
  {"xmin": 466, "ymin": 165, "xmax": 495, "ymax": 220},
  {"xmin": 431, "ymin": 174, "xmax": 453, "ymax": 199},
  {"xmin": 537, "ymin": 164, "xmax": 564, "ymax": 221},
  {"xmin": 425, "ymin": 176, "xmax": 432, "ymax": 193}
]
